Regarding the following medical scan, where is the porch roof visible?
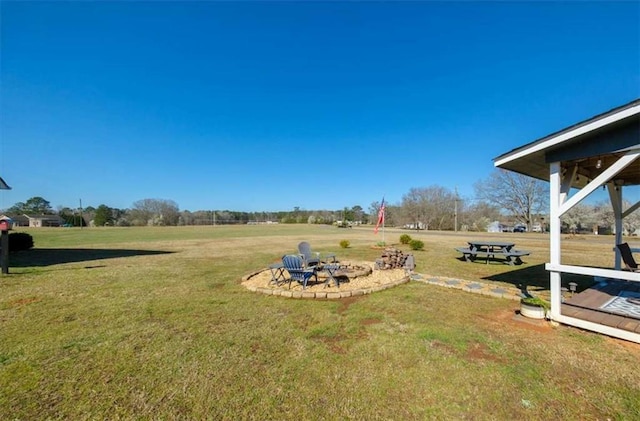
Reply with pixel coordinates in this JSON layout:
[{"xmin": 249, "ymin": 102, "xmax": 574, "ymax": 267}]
[
  {"xmin": 492, "ymin": 98, "xmax": 640, "ymax": 343},
  {"xmin": 493, "ymin": 99, "xmax": 640, "ymax": 188}
]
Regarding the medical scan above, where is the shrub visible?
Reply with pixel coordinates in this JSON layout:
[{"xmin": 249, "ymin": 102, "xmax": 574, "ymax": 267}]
[
  {"xmin": 8, "ymin": 232, "xmax": 34, "ymax": 252},
  {"xmin": 339, "ymin": 239, "xmax": 350, "ymax": 249},
  {"xmin": 520, "ymin": 296, "xmax": 550, "ymax": 311},
  {"xmin": 376, "ymin": 241, "xmax": 386, "ymax": 247},
  {"xmin": 409, "ymin": 239, "xmax": 424, "ymax": 251},
  {"xmin": 399, "ymin": 234, "xmax": 412, "ymax": 244}
]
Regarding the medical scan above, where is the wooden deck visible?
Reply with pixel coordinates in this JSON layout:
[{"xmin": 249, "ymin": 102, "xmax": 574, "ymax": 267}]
[{"xmin": 561, "ymin": 280, "xmax": 640, "ymax": 334}]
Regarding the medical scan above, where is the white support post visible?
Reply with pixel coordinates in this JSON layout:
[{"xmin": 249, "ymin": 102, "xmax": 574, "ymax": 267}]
[
  {"xmin": 549, "ymin": 162, "xmax": 563, "ymax": 320},
  {"xmin": 608, "ymin": 184, "xmax": 624, "ymax": 270}
]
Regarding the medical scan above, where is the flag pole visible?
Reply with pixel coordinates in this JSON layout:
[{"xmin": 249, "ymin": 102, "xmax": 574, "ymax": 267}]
[
  {"xmin": 374, "ymin": 196, "xmax": 386, "ymax": 244},
  {"xmin": 382, "ymin": 196, "xmax": 385, "ymax": 244},
  {"xmin": 382, "ymin": 209, "xmax": 385, "ymax": 245}
]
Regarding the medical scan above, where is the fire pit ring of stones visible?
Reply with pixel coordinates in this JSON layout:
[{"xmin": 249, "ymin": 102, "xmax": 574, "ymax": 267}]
[{"xmin": 241, "ymin": 261, "xmax": 410, "ymax": 299}]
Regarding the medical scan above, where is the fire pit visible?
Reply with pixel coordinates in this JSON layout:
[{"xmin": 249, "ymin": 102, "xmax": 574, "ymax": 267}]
[{"xmin": 241, "ymin": 260, "xmax": 409, "ymax": 299}]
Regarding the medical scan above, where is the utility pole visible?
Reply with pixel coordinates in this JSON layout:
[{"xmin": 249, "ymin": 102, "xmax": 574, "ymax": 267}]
[
  {"xmin": 454, "ymin": 187, "xmax": 459, "ymax": 232},
  {"xmin": 79, "ymin": 199, "xmax": 83, "ymax": 229}
]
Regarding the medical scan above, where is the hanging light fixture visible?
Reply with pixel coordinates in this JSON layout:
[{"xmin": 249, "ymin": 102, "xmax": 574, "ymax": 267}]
[{"xmin": 596, "ymin": 158, "xmax": 602, "ymax": 169}]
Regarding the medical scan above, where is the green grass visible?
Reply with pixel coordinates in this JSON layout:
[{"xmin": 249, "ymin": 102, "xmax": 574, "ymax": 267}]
[{"xmin": 1, "ymin": 226, "xmax": 639, "ymax": 419}]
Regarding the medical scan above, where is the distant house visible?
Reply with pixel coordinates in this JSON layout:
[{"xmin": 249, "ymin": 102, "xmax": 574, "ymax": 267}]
[
  {"xmin": 24, "ymin": 214, "xmax": 65, "ymax": 227},
  {"xmin": 487, "ymin": 221, "xmax": 503, "ymax": 232},
  {"xmin": 0, "ymin": 214, "xmax": 29, "ymax": 227},
  {"xmin": 487, "ymin": 221, "xmax": 521, "ymax": 232},
  {"xmin": 403, "ymin": 222, "xmax": 426, "ymax": 230}
]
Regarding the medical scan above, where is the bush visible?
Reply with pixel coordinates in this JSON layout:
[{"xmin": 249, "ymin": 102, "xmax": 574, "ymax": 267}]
[
  {"xmin": 339, "ymin": 239, "xmax": 350, "ymax": 249},
  {"xmin": 8, "ymin": 232, "xmax": 34, "ymax": 252},
  {"xmin": 409, "ymin": 239, "xmax": 424, "ymax": 251},
  {"xmin": 399, "ymin": 234, "xmax": 412, "ymax": 244},
  {"xmin": 520, "ymin": 296, "xmax": 550, "ymax": 311}
]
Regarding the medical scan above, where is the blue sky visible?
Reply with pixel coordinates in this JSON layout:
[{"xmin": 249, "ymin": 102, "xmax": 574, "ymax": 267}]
[{"xmin": 1, "ymin": 1, "xmax": 639, "ymax": 213}]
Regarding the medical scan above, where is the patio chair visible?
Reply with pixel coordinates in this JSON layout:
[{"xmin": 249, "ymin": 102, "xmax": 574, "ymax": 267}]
[
  {"xmin": 616, "ymin": 243, "xmax": 639, "ymax": 272},
  {"xmin": 298, "ymin": 241, "xmax": 336, "ymax": 266},
  {"xmin": 282, "ymin": 254, "xmax": 318, "ymax": 289}
]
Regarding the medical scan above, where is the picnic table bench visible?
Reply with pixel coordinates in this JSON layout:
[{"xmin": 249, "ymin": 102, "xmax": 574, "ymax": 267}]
[{"xmin": 455, "ymin": 241, "xmax": 530, "ymax": 265}]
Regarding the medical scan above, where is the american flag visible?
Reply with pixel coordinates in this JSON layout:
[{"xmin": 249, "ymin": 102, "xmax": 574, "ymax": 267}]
[{"xmin": 374, "ymin": 198, "xmax": 385, "ymax": 234}]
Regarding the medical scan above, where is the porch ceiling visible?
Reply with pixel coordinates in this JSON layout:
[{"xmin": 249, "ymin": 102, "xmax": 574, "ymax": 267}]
[{"xmin": 494, "ymin": 99, "xmax": 640, "ymax": 188}]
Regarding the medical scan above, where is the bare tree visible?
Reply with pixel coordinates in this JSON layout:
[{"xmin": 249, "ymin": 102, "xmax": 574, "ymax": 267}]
[
  {"xmin": 474, "ymin": 169, "xmax": 549, "ymax": 230},
  {"xmin": 369, "ymin": 200, "xmax": 398, "ymax": 227},
  {"xmin": 369, "ymin": 201, "xmax": 381, "ymax": 225},
  {"xmin": 562, "ymin": 203, "xmax": 596, "ymax": 234},
  {"xmin": 399, "ymin": 190, "xmax": 427, "ymax": 230},
  {"xmin": 622, "ymin": 200, "xmax": 640, "ymax": 235},
  {"xmin": 463, "ymin": 201, "xmax": 501, "ymax": 231},
  {"xmin": 130, "ymin": 198, "xmax": 180, "ymax": 226},
  {"xmin": 399, "ymin": 186, "xmax": 457, "ymax": 230},
  {"xmin": 594, "ymin": 199, "xmax": 640, "ymax": 235}
]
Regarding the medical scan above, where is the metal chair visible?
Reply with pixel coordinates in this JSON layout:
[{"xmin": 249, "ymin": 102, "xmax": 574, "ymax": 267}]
[{"xmin": 616, "ymin": 243, "xmax": 639, "ymax": 272}]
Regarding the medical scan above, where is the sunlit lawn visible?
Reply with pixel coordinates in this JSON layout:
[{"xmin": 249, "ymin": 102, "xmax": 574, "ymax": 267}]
[{"xmin": 1, "ymin": 225, "xmax": 638, "ymax": 420}]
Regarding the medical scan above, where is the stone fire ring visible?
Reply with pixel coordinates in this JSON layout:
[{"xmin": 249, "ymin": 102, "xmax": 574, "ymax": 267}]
[{"xmin": 241, "ymin": 261, "xmax": 410, "ymax": 299}]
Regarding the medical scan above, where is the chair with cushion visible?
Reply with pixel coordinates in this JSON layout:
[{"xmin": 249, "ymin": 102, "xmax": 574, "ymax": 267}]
[
  {"xmin": 616, "ymin": 243, "xmax": 639, "ymax": 272},
  {"xmin": 298, "ymin": 241, "xmax": 336, "ymax": 266},
  {"xmin": 282, "ymin": 254, "xmax": 318, "ymax": 289}
]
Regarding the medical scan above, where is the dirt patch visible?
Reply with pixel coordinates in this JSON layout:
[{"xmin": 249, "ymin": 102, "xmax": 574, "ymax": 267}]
[
  {"xmin": 605, "ymin": 336, "xmax": 640, "ymax": 353},
  {"xmin": 466, "ymin": 341, "xmax": 503, "ymax": 363},
  {"xmin": 337, "ymin": 296, "xmax": 362, "ymax": 314},
  {"xmin": 312, "ymin": 335, "xmax": 348, "ymax": 354},
  {"xmin": 484, "ymin": 308, "xmax": 554, "ymax": 334},
  {"xmin": 7, "ymin": 297, "xmax": 40, "ymax": 308},
  {"xmin": 427, "ymin": 340, "xmax": 456, "ymax": 356}
]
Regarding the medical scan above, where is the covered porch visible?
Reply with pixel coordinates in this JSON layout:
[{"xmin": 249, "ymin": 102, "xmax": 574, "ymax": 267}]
[{"xmin": 494, "ymin": 99, "xmax": 640, "ymax": 343}]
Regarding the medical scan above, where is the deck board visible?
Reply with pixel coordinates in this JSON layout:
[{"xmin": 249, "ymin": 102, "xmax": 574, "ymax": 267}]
[{"xmin": 561, "ymin": 280, "xmax": 640, "ymax": 335}]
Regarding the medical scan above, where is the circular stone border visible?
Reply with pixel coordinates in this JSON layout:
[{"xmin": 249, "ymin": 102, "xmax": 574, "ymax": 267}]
[{"xmin": 241, "ymin": 263, "xmax": 410, "ymax": 299}]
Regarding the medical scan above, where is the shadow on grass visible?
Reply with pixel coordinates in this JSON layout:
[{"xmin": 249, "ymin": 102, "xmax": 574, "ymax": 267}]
[
  {"xmin": 482, "ymin": 264, "xmax": 596, "ymax": 294},
  {"xmin": 8, "ymin": 248, "xmax": 174, "ymax": 267}
]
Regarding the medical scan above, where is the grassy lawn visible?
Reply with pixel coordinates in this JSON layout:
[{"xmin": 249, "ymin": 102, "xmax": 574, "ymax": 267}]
[{"xmin": 1, "ymin": 225, "xmax": 639, "ymax": 420}]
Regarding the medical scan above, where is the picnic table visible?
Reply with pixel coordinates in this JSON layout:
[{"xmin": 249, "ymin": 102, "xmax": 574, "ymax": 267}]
[{"xmin": 455, "ymin": 240, "xmax": 530, "ymax": 265}]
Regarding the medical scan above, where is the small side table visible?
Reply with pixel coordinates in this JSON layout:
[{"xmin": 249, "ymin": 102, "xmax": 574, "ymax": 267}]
[
  {"xmin": 268, "ymin": 263, "xmax": 286, "ymax": 286},
  {"xmin": 321, "ymin": 264, "xmax": 341, "ymax": 288}
]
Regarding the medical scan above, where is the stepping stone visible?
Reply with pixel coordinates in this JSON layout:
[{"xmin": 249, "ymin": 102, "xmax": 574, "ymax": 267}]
[
  {"xmin": 445, "ymin": 279, "xmax": 460, "ymax": 286},
  {"xmin": 491, "ymin": 288, "xmax": 507, "ymax": 294},
  {"xmin": 467, "ymin": 283, "xmax": 483, "ymax": 290}
]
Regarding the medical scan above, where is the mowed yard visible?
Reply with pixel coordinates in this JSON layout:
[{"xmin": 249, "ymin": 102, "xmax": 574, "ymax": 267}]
[{"xmin": 1, "ymin": 225, "xmax": 638, "ymax": 420}]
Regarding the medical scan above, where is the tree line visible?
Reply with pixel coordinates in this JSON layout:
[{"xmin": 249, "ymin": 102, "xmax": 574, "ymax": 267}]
[
  {"xmin": 3, "ymin": 170, "xmax": 638, "ymax": 233},
  {"xmin": 3, "ymin": 197, "xmax": 370, "ymax": 227}
]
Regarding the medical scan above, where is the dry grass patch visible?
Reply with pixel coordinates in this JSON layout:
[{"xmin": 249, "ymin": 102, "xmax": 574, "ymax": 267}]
[{"xmin": 1, "ymin": 226, "xmax": 638, "ymax": 419}]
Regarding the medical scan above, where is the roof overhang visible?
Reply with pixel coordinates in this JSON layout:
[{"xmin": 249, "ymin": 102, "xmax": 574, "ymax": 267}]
[
  {"xmin": 0, "ymin": 177, "xmax": 11, "ymax": 190},
  {"xmin": 494, "ymin": 99, "xmax": 640, "ymax": 188}
]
